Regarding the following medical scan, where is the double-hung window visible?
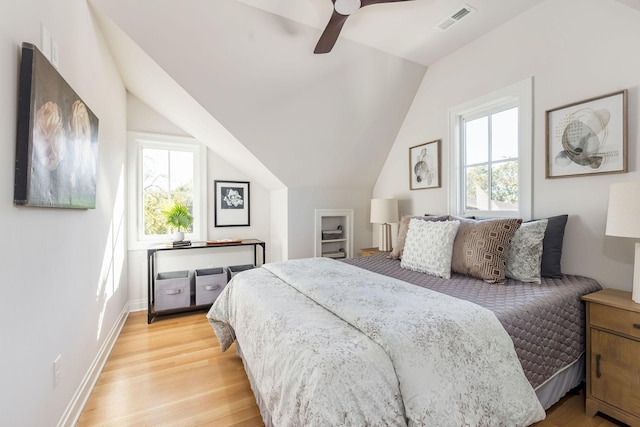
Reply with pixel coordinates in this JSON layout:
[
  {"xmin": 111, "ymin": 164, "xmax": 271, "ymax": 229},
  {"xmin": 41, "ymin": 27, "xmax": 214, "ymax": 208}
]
[
  {"xmin": 128, "ymin": 132, "xmax": 206, "ymax": 249},
  {"xmin": 449, "ymin": 78, "xmax": 532, "ymax": 219}
]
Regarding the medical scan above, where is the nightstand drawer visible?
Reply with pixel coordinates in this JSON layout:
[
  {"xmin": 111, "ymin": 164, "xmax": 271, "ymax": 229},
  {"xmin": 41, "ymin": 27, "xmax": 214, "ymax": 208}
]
[
  {"xmin": 591, "ymin": 303, "xmax": 640, "ymax": 339},
  {"xmin": 591, "ymin": 330, "xmax": 640, "ymax": 418}
]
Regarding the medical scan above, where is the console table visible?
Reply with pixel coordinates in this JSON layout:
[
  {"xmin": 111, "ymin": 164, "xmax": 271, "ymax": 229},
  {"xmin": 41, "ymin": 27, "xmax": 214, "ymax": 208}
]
[{"xmin": 147, "ymin": 239, "xmax": 266, "ymax": 323}]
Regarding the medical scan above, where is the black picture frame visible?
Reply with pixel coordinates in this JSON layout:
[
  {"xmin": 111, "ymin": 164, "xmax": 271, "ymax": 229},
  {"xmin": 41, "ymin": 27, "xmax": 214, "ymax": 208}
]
[
  {"xmin": 14, "ymin": 42, "xmax": 99, "ymax": 209},
  {"xmin": 214, "ymin": 180, "xmax": 250, "ymax": 227}
]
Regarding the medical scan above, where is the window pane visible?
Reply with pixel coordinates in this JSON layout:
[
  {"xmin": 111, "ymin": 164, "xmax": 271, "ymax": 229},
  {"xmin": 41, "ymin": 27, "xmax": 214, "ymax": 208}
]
[
  {"xmin": 465, "ymin": 117, "xmax": 488, "ymax": 165},
  {"xmin": 466, "ymin": 165, "xmax": 489, "ymax": 211},
  {"xmin": 169, "ymin": 150, "xmax": 194, "ymax": 192},
  {"xmin": 492, "ymin": 107, "xmax": 518, "ymax": 161},
  {"xmin": 491, "ymin": 160, "xmax": 518, "ymax": 211},
  {"xmin": 142, "ymin": 148, "xmax": 168, "ymax": 192},
  {"xmin": 142, "ymin": 147, "xmax": 196, "ymax": 237},
  {"xmin": 143, "ymin": 190, "xmax": 170, "ymax": 235}
]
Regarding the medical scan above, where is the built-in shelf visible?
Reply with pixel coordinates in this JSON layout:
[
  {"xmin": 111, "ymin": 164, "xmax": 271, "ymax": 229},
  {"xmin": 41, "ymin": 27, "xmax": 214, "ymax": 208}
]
[{"xmin": 315, "ymin": 209, "xmax": 354, "ymax": 259}]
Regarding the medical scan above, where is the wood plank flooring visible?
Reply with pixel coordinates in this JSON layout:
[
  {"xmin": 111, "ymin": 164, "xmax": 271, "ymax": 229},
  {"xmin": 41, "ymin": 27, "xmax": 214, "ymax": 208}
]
[{"xmin": 78, "ymin": 311, "xmax": 625, "ymax": 426}]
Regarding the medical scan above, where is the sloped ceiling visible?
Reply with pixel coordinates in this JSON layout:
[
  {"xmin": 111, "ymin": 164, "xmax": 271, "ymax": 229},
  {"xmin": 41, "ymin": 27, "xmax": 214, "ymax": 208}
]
[
  {"xmin": 91, "ymin": 0, "xmax": 428, "ymax": 190},
  {"xmin": 91, "ymin": 0, "xmax": 569, "ymax": 191}
]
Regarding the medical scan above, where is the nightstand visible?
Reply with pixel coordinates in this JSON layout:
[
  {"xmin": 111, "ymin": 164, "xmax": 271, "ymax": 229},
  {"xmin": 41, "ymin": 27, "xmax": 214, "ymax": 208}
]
[
  {"xmin": 583, "ymin": 288, "xmax": 640, "ymax": 426},
  {"xmin": 360, "ymin": 247, "xmax": 388, "ymax": 257}
]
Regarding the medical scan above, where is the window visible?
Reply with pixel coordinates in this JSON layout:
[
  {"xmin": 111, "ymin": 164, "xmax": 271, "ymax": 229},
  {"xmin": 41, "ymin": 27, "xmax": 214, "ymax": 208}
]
[
  {"xmin": 128, "ymin": 133, "xmax": 206, "ymax": 249},
  {"xmin": 449, "ymin": 78, "xmax": 532, "ymax": 219}
]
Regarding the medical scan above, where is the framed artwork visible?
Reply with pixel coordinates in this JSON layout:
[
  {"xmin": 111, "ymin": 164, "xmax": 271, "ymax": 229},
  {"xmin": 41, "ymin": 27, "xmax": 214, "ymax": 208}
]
[
  {"xmin": 214, "ymin": 180, "xmax": 250, "ymax": 227},
  {"xmin": 409, "ymin": 139, "xmax": 441, "ymax": 190},
  {"xmin": 14, "ymin": 42, "xmax": 99, "ymax": 209},
  {"xmin": 546, "ymin": 90, "xmax": 627, "ymax": 179}
]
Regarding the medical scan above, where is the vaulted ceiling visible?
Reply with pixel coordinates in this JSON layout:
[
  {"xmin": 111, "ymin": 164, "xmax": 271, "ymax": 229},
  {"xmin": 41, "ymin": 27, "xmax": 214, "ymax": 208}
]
[{"xmin": 90, "ymin": 0, "xmax": 545, "ymax": 191}]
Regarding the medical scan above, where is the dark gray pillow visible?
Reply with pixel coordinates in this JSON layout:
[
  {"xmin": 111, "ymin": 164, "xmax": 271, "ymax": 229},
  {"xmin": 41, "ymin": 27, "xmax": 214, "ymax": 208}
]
[{"xmin": 539, "ymin": 215, "xmax": 568, "ymax": 278}]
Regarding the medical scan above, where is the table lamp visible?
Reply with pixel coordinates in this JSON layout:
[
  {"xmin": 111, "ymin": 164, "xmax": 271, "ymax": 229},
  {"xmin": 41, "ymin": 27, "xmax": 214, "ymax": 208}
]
[
  {"xmin": 605, "ymin": 182, "xmax": 640, "ymax": 303},
  {"xmin": 370, "ymin": 198, "xmax": 398, "ymax": 252}
]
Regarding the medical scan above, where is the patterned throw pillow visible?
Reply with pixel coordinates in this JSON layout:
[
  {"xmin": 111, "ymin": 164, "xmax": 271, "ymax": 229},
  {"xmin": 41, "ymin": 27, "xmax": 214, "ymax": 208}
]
[
  {"xmin": 451, "ymin": 217, "xmax": 522, "ymax": 284},
  {"xmin": 400, "ymin": 219, "xmax": 460, "ymax": 279},
  {"xmin": 505, "ymin": 219, "xmax": 548, "ymax": 283},
  {"xmin": 389, "ymin": 214, "xmax": 450, "ymax": 260}
]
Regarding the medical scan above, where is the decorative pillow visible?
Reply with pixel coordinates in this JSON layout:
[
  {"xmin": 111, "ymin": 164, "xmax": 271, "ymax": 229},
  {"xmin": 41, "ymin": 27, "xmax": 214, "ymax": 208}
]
[
  {"xmin": 451, "ymin": 217, "xmax": 522, "ymax": 284},
  {"xmin": 389, "ymin": 214, "xmax": 450, "ymax": 260},
  {"xmin": 505, "ymin": 219, "xmax": 548, "ymax": 283},
  {"xmin": 538, "ymin": 215, "xmax": 568, "ymax": 278},
  {"xmin": 400, "ymin": 219, "xmax": 460, "ymax": 279}
]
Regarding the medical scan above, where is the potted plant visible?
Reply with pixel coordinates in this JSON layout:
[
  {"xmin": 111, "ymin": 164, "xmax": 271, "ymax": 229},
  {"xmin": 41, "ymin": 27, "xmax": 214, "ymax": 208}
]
[{"xmin": 162, "ymin": 202, "xmax": 193, "ymax": 242}]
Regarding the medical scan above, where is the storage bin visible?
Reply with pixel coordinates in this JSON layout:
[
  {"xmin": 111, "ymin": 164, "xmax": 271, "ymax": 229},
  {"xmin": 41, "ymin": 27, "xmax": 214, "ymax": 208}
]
[
  {"xmin": 227, "ymin": 264, "xmax": 255, "ymax": 281},
  {"xmin": 155, "ymin": 270, "xmax": 191, "ymax": 310},
  {"xmin": 322, "ymin": 229, "xmax": 343, "ymax": 240},
  {"xmin": 195, "ymin": 267, "xmax": 227, "ymax": 305}
]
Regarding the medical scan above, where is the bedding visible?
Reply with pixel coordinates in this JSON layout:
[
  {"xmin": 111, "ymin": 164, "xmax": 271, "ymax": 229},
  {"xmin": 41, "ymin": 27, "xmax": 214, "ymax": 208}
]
[
  {"xmin": 209, "ymin": 257, "xmax": 547, "ymax": 426},
  {"xmin": 450, "ymin": 216, "xmax": 522, "ymax": 284},
  {"xmin": 346, "ymin": 253, "xmax": 602, "ymax": 391},
  {"xmin": 505, "ymin": 219, "xmax": 548, "ymax": 283},
  {"xmin": 400, "ymin": 218, "xmax": 459, "ymax": 278}
]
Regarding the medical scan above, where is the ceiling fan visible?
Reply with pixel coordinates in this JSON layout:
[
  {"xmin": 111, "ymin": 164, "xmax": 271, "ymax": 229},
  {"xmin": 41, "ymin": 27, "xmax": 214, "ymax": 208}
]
[{"xmin": 314, "ymin": 0, "xmax": 414, "ymax": 54}]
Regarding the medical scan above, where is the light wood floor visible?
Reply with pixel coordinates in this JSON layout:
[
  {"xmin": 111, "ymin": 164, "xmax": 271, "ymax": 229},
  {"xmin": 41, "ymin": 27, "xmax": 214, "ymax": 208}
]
[{"xmin": 78, "ymin": 311, "xmax": 625, "ymax": 427}]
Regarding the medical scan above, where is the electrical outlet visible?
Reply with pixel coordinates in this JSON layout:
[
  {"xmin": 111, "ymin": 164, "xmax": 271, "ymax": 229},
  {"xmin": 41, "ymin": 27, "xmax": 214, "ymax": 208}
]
[{"xmin": 53, "ymin": 355, "xmax": 61, "ymax": 388}]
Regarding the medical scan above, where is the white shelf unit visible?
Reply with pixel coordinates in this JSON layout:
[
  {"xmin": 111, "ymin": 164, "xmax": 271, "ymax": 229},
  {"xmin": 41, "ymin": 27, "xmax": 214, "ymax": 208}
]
[{"xmin": 315, "ymin": 209, "xmax": 354, "ymax": 259}]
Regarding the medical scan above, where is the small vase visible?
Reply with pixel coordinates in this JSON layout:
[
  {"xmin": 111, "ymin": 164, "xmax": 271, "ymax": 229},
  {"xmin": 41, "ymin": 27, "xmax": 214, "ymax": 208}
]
[{"xmin": 173, "ymin": 231, "xmax": 185, "ymax": 242}]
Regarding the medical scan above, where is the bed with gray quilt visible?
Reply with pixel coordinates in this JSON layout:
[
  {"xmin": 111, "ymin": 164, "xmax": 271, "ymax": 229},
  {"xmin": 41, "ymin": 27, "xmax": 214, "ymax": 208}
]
[
  {"xmin": 208, "ymin": 254, "xmax": 601, "ymax": 426},
  {"xmin": 346, "ymin": 253, "xmax": 602, "ymax": 408}
]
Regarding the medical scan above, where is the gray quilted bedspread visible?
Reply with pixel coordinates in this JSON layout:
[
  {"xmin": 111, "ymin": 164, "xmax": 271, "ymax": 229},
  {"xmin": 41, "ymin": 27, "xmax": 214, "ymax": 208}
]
[{"xmin": 344, "ymin": 254, "xmax": 602, "ymax": 389}]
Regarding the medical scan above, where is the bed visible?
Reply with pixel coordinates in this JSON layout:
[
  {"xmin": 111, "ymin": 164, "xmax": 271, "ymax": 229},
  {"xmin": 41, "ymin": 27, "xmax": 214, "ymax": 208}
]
[{"xmin": 207, "ymin": 215, "xmax": 602, "ymax": 426}]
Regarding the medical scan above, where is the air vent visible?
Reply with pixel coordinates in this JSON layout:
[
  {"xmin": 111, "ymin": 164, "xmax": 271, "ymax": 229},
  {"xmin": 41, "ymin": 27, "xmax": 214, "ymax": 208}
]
[{"xmin": 436, "ymin": 4, "xmax": 476, "ymax": 31}]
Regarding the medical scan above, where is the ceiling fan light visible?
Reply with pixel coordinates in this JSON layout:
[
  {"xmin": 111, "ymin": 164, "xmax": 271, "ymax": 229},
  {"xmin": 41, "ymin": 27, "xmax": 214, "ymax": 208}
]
[{"xmin": 334, "ymin": 0, "xmax": 361, "ymax": 16}]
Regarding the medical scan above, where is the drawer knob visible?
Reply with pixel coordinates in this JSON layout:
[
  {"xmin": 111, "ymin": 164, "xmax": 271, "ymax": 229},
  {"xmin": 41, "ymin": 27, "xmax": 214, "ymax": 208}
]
[
  {"xmin": 595, "ymin": 354, "xmax": 602, "ymax": 378},
  {"xmin": 634, "ymin": 323, "xmax": 640, "ymax": 329}
]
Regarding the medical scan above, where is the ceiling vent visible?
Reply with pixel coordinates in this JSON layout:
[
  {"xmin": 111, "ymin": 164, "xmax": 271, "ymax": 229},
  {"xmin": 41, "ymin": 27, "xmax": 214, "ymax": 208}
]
[{"xmin": 436, "ymin": 4, "xmax": 476, "ymax": 31}]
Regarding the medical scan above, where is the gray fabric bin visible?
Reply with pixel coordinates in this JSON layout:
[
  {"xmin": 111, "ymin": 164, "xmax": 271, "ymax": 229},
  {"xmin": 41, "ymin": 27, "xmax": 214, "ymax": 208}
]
[
  {"xmin": 155, "ymin": 270, "xmax": 190, "ymax": 310},
  {"xmin": 227, "ymin": 264, "xmax": 255, "ymax": 281},
  {"xmin": 195, "ymin": 267, "xmax": 227, "ymax": 305}
]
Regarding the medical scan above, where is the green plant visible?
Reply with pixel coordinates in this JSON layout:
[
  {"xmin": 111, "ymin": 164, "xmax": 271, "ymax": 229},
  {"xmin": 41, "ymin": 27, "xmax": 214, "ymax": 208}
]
[{"xmin": 162, "ymin": 202, "xmax": 193, "ymax": 232}]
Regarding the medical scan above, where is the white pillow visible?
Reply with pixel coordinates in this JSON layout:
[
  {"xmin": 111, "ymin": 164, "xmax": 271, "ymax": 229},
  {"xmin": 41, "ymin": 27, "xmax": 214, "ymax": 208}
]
[
  {"xmin": 401, "ymin": 219, "xmax": 460, "ymax": 279},
  {"xmin": 505, "ymin": 219, "xmax": 548, "ymax": 283}
]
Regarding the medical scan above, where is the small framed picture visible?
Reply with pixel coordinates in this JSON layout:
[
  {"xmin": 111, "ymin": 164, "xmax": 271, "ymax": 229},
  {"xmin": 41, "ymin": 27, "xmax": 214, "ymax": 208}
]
[
  {"xmin": 214, "ymin": 180, "xmax": 250, "ymax": 227},
  {"xmin": 409, "ymin": 139, "xmax": 441, "ymax": 190},
  {"xmin": 546, "ymin": 90, "xmax": 627, "ymax": 178}
]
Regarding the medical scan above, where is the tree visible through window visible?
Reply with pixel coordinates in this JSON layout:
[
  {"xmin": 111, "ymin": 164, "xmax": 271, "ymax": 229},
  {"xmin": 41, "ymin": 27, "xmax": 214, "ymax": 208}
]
[
  {"xmin": 449, "ymin": 78, "xmax": 532, "ymax": 219},
  {"xmin": 142, "ymin": 147, "xmax": 194, "ymax": 236},
  {"xmin": 464, "ymin": 107, "xmax": 519, "ymax": 212}
]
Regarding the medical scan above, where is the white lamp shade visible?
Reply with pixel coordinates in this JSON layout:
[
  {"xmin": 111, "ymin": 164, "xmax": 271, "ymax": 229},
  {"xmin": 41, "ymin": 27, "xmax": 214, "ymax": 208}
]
[
  {"xmin": 370, "ymin": 199, "xmax": 399, "ymax": 224},
  {"xmin": 606, "ymin": 182, "xmax": 640, "ymax": 238}
]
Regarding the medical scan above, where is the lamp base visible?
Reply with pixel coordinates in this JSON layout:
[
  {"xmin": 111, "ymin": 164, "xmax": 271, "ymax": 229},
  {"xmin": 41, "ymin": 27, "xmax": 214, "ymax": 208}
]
[
  {"xmin": 379, "ymin": 223, "xmax": 392, "ymax": 252},
  {"xmin": 634, "ymin": 242, "xmax": 640, "ymax": 303}
]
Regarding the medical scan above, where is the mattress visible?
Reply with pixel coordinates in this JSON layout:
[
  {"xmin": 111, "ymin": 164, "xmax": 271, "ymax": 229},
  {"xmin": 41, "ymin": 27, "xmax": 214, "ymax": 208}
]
[{"xmin": 344, "ymin": 253, "xmax": 602, "ymax": 390}]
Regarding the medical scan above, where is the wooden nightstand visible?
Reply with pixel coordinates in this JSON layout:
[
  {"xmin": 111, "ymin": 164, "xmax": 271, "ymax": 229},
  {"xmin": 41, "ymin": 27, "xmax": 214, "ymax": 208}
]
[
  {"xmin": 583, "ymin": 288, "xmax": 640, "ymax": 426},
  {"xmin": 360, "ymin": 247, "xmax": 389, "ymax": 257}
]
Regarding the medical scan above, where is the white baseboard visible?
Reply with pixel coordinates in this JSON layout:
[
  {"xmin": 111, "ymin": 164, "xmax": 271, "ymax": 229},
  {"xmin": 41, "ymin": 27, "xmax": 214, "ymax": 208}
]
[
  {"xmin": 56, "ymin": 304, "xmax": 130, "ymax": 427},
  {"xmin": 128, "ymin": 298, "xmax": 148, "ymax": 312}
]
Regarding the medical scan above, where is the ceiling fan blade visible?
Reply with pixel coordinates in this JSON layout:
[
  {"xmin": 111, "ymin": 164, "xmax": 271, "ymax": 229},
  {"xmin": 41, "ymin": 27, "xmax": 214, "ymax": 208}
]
[
  {"xmin": 314, "ymin": 10, "xmax": 349, "ymax": 54},
  {"xmin": 361, "ymin": 0, "xmax": 414, "ymax": 6}
]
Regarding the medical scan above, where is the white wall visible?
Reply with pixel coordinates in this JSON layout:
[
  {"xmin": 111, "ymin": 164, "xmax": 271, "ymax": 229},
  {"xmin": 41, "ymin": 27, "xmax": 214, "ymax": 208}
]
[
  {"xmin": 287, "ymin": 187, "xmax": 373, "ymax": 260},
  {"xmin": 126, "ymin": 94, "xmax": 272, "ymax": 309},
  {"xmin": 373, "ymin": 0, "xmax": 640, "ymax": 290},
  {"xmin": 0, "ymin": 1, "xmax": 128, "ymax": 425}
]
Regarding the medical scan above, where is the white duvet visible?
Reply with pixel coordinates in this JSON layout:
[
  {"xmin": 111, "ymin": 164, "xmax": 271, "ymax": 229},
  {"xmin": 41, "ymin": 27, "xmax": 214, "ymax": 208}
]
[{"xmin": 208, "ymin": 257, "xmax": 545, "ymax": 426}]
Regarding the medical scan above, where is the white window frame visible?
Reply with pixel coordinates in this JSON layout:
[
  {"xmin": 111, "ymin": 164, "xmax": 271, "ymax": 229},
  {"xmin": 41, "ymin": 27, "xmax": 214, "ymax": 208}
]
[
  {"xmin": 448, "ymin": 78, "xmax": 533, "ymax": 220},
  {"xmin": 127, "ymin": 132, "xmax": 207, "ymax": 250}
]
